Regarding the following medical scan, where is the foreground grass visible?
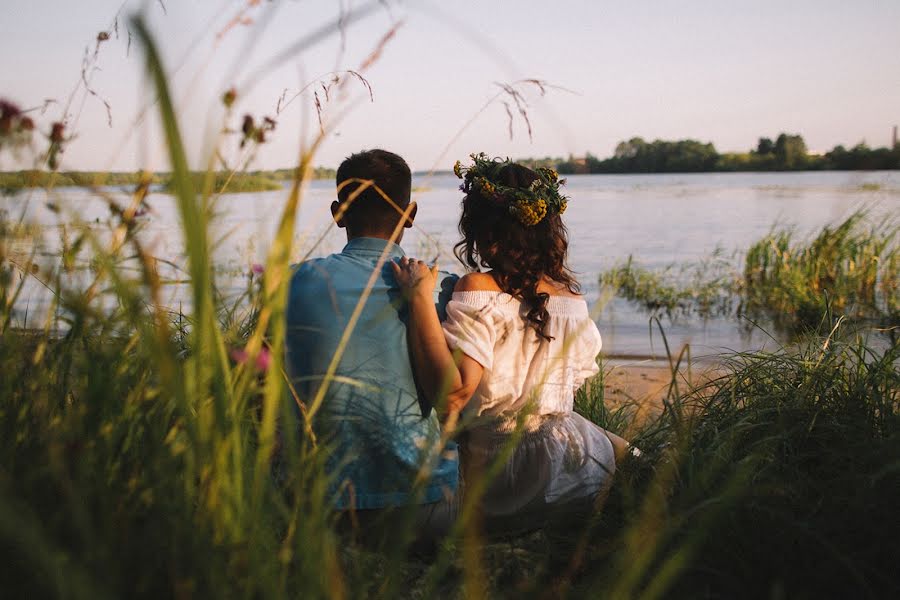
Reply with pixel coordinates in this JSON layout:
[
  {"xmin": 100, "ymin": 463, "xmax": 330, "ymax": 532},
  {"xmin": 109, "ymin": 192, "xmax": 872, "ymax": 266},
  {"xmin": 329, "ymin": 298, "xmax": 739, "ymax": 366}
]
[{"xmin": 2, "ymin": 318, "xmax": 898, "ymax": 598}]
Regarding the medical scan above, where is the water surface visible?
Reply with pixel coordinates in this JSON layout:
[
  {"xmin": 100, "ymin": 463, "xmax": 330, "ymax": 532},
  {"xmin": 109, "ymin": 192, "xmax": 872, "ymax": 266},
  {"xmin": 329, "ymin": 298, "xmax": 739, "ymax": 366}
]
[{"xmin": 5, "ymin": 171, "xmax": 899, "ymax": 357}]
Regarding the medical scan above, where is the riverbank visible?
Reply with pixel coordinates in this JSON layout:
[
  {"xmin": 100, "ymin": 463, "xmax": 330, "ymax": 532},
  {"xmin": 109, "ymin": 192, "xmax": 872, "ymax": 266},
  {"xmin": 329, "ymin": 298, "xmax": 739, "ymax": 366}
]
[
  {"xmin": 0, "ymin": 167, "xmax": 336, "ymax": 193},
  {"xmin": 600, "ymin": 357, "xmax": 723, "ymax": 431}
]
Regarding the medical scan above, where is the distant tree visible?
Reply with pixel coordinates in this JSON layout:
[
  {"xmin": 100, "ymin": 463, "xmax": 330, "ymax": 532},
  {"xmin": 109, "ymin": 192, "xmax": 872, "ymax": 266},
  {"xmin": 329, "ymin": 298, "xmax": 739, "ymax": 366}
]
[
  {"xmin": 774, "ymin": 133, "xmax": 808, "ymax": 169},
  {"xmin": 614, "ymin": 138, "xmax": 645, "ymax": 159},
  {"xmin": 756, "ymin": 137, "xmax": 775, "ymax": 155}
]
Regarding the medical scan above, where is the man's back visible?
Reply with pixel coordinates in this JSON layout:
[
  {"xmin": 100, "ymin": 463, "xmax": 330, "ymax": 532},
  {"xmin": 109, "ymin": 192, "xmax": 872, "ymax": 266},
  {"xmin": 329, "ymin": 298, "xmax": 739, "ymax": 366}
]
[{"xmin": 286, "ymin": 237, "xmax": 458, "ymax": 509}]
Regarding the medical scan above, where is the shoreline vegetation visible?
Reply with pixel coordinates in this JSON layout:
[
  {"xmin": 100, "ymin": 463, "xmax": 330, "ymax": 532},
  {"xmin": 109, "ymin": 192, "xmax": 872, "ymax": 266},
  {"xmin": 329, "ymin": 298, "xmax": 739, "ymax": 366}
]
[
  {"xmin": 599, "ymin": 211, "xmax": 899, "ymax": 340},
  {"xmin": 0, "ymin": 166, "xmax": 337, "ymax": 194},
  {"xmin": 3, "ymin": 132, "xmax": 898, "ymax": 195},
  {"xmin": 518, "ymin": 132, "xmax": 900, "ymax": 174}
]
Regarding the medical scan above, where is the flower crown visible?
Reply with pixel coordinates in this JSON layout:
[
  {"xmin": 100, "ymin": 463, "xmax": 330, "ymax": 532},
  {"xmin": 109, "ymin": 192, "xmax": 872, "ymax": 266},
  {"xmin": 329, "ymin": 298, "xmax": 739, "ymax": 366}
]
[{"xmin": 453, "ymin": 153, "xmax": 569, "ymax": 226}]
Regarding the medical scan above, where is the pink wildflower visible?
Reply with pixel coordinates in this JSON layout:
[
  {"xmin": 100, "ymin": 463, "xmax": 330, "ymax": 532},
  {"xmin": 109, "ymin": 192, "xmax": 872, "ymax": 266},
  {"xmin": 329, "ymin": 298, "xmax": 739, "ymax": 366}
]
[
  {"xmin": 255, "ymin": 346, "xmax": 272, "ymax": 372},
  {"xmin": 230, "ymin": 347, "xmax": 248, "ymax": 364},
  {"xmin": 230, "ymin": 345, "xmax": 270, "ymax": 372}
]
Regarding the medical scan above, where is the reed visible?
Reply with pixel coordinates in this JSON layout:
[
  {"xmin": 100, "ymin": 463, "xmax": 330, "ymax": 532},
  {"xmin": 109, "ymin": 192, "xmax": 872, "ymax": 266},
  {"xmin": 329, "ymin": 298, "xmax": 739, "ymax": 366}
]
[
  {"xmin": 742, "ymin": 210, "xmax": 898, "ymax": 335},
  {"xmin": 599, "ymin": 253, "xmax": 737, "ymax": 320},
  {"xmin": 600, "ymin": 212, "xmax": 899, "ymax": 339}
]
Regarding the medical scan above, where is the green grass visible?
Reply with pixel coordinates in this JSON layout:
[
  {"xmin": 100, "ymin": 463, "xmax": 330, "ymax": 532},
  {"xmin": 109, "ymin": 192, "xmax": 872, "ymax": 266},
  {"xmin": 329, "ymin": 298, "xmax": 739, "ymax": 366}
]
[
  {"xmin": 600, "ymin": 212, "xmax": 899, "ymax": 339},
  {"xmin": 599, "ymin": 252, "xmax": 737, "ymax": 320},
  {"xmin": 742, "ymin": 211, "xmax": 898, "ymax": 335},
  {"xmin": 2, "ymin": 10, "xmax": 899, "ymax": 600}
]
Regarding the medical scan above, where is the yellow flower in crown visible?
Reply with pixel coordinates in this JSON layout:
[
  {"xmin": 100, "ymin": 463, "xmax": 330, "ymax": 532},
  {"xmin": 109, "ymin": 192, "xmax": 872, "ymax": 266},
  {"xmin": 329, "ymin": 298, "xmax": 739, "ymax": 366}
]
[
  {"xmin": 457, "ymin": 154, "xmax": 570, "ymax": 225},
  {"xmin": 533, "ymin": 198, "xmax": 548, "ymax": 222},
  {"xmin": 512, "ymin": 198, "xmax": 547, "ymax": 226},
  {"xmin": 476, "ymin": 177, "xmax": 496, "ymax": 196},
  {"xmin": 558, "ymin": 200, "xmax": 568, "ymax": 214}
]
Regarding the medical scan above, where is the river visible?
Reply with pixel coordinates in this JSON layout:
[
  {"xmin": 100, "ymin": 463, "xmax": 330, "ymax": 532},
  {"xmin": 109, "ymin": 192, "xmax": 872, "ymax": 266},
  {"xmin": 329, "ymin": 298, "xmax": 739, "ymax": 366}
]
[{"xmin": 4, "ymin": 170, "xmax": 899, "ymax": 357}]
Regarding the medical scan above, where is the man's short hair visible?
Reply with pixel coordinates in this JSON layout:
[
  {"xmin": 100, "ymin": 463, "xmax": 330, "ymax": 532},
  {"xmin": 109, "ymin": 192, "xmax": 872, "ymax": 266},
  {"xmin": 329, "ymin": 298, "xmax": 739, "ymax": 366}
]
[{"xmin": 335, "ymin": 149, "xmax": 412, "ymax": 231}]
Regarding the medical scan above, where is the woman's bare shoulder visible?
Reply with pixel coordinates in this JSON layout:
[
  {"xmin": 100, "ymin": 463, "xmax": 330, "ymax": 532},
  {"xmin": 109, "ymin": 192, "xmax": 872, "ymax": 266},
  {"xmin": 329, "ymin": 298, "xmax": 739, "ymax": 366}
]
[
  {"xmin": 454, "ymin": 271, "xmax": 502, "ymax": 292},
  {"xmin": 538, "ymin": 277, "xmax": 584, "ymax": 299}
]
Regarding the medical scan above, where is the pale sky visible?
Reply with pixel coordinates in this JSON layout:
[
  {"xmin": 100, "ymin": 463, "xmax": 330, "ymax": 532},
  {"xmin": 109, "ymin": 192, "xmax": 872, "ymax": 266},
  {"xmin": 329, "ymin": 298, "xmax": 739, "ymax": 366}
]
[{"xmin": 3, "ymin": 0, "xmax": 899, "ymax": 172}]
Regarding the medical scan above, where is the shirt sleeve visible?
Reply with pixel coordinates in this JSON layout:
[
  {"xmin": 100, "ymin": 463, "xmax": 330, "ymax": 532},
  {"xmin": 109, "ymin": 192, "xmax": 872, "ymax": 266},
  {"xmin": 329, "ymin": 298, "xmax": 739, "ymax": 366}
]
[{"xmin": 442, "ymin": 298, "xmax": 498, "ymax": 370}]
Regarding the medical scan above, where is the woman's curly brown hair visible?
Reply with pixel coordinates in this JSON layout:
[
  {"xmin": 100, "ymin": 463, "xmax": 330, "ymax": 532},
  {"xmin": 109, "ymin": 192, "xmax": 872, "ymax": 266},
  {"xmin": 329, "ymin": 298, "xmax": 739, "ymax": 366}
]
[{"xmin": 454, "ymin": 162, "xmax": 580, "ymax": 340}]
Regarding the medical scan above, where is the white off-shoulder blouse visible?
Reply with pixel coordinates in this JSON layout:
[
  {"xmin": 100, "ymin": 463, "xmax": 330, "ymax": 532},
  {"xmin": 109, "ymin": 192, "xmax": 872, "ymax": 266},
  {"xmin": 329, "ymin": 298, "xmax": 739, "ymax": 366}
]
[
  {"xmin": 442, "ymin": 290, "xmax": 603, "ymax": 424},
  {"xmin": 442, "ymin": 290, "xmax": 613, "ymax": 518}
]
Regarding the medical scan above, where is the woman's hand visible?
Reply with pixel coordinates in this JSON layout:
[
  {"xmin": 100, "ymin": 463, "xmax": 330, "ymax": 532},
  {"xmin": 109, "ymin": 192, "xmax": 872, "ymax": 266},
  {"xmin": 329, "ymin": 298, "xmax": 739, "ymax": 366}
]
[
  {"xmin": 391, "ymin": 256, "xmax": 439, "ymax": 299},
  {"xmin": 392, "ymin": 256, "xmax": 482, "ymax": 418}
]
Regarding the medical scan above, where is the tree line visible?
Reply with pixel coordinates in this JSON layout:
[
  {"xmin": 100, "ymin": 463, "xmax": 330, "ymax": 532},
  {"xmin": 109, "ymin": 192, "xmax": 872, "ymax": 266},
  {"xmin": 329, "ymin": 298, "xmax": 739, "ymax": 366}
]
[{"xmin": 520, "ymin": 133, "xmax": 900, "ymax": 174}]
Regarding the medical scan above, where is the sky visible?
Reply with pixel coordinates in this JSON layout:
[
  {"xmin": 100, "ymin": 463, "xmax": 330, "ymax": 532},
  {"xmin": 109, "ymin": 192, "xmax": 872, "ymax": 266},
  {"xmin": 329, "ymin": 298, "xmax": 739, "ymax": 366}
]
[{"xmin": 2, "ymin": 0, "xmax": 899, "ymax": 172}]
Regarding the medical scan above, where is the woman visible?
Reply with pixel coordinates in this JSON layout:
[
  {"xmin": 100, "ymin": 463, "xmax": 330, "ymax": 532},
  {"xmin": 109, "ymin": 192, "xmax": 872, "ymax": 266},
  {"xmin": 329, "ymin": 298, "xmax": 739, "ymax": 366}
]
[{"xmin": 392, "ymin": 154, "xmax": 633, "ymax": 528}]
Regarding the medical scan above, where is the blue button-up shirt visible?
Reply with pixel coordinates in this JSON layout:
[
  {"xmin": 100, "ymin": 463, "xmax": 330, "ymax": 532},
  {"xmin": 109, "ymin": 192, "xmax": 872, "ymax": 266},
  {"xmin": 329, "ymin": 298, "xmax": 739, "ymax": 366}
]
[{"xmin": 286, "ymin": 237, "xmax": 458, "ymax": 509}]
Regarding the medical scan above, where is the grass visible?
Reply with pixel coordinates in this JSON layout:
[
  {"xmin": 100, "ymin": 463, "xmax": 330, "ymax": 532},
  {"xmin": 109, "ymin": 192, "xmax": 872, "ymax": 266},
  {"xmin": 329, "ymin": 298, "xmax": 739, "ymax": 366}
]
[
  {"xmin": 600, "ymin": 211, "xmax": 899, "ymax": 339},
  {"xmin": 599, "ymin": 251, "xmax": 737, "ymax": 320},
  {"xmin": 742, "ymin": 211, "xmax": 898, "ymax": 336},
  {"xmin": 1, "ymin": 7, "xmax": 899, "ymax": 600}
]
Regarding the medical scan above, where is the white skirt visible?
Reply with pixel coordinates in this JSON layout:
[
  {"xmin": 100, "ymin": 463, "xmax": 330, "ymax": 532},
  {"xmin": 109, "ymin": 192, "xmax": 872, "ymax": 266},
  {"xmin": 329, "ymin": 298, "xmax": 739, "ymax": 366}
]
[{"xmin": 460, "ymin": 412, "xmax": 616, "ymax": 518}]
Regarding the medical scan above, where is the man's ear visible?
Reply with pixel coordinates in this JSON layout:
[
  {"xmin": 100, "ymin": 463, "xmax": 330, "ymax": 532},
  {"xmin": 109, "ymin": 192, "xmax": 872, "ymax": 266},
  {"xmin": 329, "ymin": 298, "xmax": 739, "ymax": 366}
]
[
  {"xmin": 403, "ymin": 202, "xmax": 418, "ymax": 229},
  {"xmin": 330, "ymin": 200, "xmax": 347, "ymax": 228}
]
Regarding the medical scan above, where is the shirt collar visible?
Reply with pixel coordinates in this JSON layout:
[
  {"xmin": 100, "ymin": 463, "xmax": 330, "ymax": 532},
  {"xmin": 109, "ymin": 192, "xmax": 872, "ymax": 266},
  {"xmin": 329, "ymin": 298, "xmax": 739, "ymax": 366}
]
[{"xmin": 341, "ymin": 236, "xmax": 406, "ymax": 258}]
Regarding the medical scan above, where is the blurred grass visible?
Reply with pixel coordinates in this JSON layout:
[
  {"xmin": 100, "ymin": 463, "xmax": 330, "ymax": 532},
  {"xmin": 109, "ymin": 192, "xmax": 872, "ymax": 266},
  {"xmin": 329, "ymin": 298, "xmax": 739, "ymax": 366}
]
[{"xmin": 1, "ymin": 10, "xmax": 899, "ymax": 600}]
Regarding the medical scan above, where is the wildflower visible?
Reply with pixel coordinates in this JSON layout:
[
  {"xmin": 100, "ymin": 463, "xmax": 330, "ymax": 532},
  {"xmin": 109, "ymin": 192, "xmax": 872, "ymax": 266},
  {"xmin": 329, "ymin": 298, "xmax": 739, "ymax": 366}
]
[
  {"xmin": 241, "ymin": 115, "xmax": 254, "ymax": 137},
  {"xmin": 230, "ymin": 345, "xmax": 271, "ymax": 372},
  {"xmin": 222, "ymin": 87, "xmax": 237, "ymax": 108},
  {"xmin": 511, "ymin": 198, "xmax": 547, "ymax": 226},
  {"xmin": 230, "ymin": 347, "xmax": 249, "ymax": 364},
  {"xmin": 255, "ymin": 346, "xmax": 271, "ymax": 372},
  {"xmin": 0, "ymin": 99, "xmax": 22, "ymax": 135},
  {"xmin": 97, "ymin": 31, "xmax": 110, "ymax": 42},
  {"xmin": 49, "ymin": 122, "xmax": 65, "ymax": 143},
  {"xmin": 47, "ymin": 122, "xmax": 66, "ymax": 170},
  {"xmin": 0, "ymin": 99, "xmax": 22, "ymax": 120},
  {"xmin": 453, "ymin": 160, "xmax": 463, "ymax": 178},
  {"xmin": 476, "ymin": 177, "xmax": 495, "ymax": 196},
  {"xmin": 251, "ymin": 263, "xmax": 264, "ymax": 275}
]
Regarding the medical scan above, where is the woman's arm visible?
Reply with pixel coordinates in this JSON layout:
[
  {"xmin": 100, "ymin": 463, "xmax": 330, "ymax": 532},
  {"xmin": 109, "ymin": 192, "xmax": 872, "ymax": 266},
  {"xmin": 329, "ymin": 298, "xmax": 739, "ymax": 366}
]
[{"xmin": 391, "ymin": 257, "xmax": 483, "ymax": 419}]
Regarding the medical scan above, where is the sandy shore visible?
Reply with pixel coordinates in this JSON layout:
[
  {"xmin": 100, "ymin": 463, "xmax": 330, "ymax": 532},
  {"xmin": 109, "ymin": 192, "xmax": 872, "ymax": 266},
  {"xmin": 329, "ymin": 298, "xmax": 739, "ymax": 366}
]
[{"xmin": 600, "ymin": 356, "xmax": 722, "ymax": 427}]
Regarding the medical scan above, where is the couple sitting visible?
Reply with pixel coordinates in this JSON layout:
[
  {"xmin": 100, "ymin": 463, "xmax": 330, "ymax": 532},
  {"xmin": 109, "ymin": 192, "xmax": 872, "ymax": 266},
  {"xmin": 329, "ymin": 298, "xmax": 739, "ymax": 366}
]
[{"xmin": 286, "ymin": 149, "xmax": 632, "ymax": 545}]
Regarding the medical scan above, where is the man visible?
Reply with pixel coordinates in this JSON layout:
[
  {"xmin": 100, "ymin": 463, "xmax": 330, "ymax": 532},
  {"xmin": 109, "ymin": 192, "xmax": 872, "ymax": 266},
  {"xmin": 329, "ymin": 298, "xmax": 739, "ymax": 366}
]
[{"xmin": 285, "ymin": 149, "xmax": 458, "ymax": 544}]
